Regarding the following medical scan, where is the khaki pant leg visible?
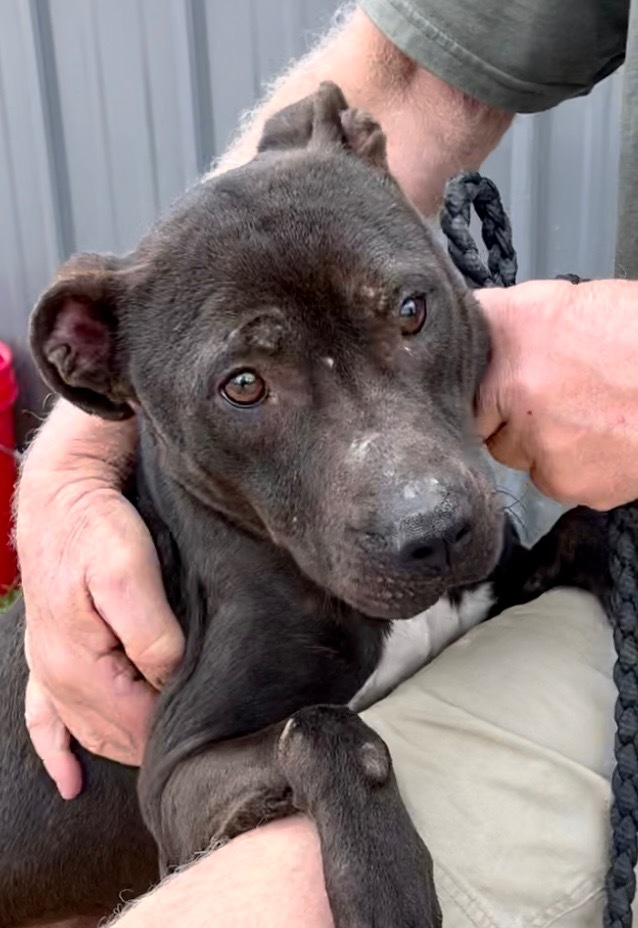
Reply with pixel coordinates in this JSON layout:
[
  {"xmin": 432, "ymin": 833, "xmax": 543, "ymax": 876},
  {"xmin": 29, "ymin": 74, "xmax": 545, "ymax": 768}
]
[{"xmin": 363, "ymin": 590, "xmax": 616, "ymax": 927}]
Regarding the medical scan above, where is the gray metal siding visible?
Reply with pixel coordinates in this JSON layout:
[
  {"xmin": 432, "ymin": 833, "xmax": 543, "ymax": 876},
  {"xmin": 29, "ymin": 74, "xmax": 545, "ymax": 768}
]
[{"xmin": 0, "ymin": 1, "xmax": 625, "ymax": 536}]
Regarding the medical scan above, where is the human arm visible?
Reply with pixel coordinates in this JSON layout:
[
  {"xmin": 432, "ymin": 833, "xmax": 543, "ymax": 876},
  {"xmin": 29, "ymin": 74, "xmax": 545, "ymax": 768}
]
[{"xmin": 111, "ymin": 817, "xmax": 333, "ymax": 928}]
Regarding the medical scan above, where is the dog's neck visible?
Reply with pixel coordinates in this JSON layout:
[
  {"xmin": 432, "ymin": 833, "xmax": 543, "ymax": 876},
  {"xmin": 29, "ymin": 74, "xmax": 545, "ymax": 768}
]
[{"xmin": 133, "ymin": 421, "xmax": 332, "ymax": 629}]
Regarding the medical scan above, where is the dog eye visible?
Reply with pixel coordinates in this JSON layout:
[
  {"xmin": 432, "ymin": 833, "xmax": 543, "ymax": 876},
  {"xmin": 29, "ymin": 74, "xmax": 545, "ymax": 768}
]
[
  {"xmin": 398, "ymin": 295, "xmax": 427, "ymax": 336},
  {"xmin": 220, "ymin": 370, "xmax": 267, "ymax": 407}
]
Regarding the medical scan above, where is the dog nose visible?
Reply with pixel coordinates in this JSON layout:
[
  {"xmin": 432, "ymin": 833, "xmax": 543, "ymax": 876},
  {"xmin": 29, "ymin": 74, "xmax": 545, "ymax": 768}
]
[
  {"xmin": 396, "ymin": 513, "xmax": 472, "ymax": 571},
  {"xmin": 351, "ymin": 489, "xmax": 475, "ymax": 574},
  {"xmin": 381, "ymin": 492, "xmax": 474, "ymax": 573}
]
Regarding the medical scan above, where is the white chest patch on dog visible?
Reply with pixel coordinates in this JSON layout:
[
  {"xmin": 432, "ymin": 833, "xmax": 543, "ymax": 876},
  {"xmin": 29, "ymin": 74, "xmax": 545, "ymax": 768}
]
[{"xmin": 349, "ymin": 583, "xmax": 494, "ymax": 712}]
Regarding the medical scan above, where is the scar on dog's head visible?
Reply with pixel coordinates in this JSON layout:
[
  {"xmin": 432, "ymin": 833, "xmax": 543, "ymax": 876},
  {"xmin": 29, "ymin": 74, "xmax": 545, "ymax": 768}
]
[{"xmin": 30, "ymin": 81, "xmax": 502, "ymax": 619}]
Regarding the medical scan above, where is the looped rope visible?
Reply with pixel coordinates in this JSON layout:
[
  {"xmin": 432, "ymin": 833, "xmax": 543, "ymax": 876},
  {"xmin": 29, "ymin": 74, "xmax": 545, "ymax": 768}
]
[
  {"xmin": 441, "ymin": 171, "xmax": 638, "ymax": 928},
  {"xmin": 440, "ymin": 172, "xmax": 518, "ymax": 288}
]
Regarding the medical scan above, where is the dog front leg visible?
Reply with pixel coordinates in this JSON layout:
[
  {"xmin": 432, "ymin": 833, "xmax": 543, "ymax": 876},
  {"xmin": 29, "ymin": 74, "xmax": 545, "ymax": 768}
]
[
  {"xmin": 278, "ymin": 705, "xmax": 442, "ymax": 928},
  {"xmin": 141, "ymin": 723, "xmax": 294, "ymax": 872},
  {"xmin": 141, "ymin": 707, "xmax": 441, "ymax": 928}
]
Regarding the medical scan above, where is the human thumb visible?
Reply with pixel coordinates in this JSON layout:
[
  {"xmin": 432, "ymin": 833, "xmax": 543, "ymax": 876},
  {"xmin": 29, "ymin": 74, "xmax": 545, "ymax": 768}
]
[{"xmin": 472, "ymin": 288, "xmax": 512, "ymax": 442}]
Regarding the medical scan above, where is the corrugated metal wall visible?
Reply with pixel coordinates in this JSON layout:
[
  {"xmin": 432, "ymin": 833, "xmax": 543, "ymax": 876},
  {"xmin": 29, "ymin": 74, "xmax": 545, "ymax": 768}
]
[
  {"xmin": 0, "ymin": 0, "xmax": 341, "ymax": 425},
  {"xmin": 0, "ymin": 0, "xmax": 625, "ymax": 536}
]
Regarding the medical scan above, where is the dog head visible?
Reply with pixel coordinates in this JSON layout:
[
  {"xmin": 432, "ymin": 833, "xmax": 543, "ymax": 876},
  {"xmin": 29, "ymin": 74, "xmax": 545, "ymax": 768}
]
[{"xmin": 31, "ymin": 82, "xmax": 502, "ymax": 619}]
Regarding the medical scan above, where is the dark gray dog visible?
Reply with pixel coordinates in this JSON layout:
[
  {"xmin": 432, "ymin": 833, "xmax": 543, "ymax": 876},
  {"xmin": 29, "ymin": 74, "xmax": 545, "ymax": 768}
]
[{"xmin": 0, "ymin": 83, "xmax": 608, "ymax": 928}]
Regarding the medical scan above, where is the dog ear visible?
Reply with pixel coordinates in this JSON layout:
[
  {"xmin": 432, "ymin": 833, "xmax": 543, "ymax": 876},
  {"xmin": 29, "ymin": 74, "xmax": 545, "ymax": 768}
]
[
  {"xmin": 30, "ymin": 253, "xmax": 135, "ymax": 420},
  {"xmin": 257, "ymin": 81, "xmax": 388, "ymax": 171},
  {"xmin": 338, "ymin": 105, "xmax": 388, "ymax": 171}
]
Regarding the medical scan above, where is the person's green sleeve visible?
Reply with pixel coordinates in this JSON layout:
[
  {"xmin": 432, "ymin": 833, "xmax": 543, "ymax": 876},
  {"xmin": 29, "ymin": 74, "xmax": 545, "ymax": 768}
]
[{"xmin": 359, "ymin": 0, "xmax": 629, "ymax": 112}]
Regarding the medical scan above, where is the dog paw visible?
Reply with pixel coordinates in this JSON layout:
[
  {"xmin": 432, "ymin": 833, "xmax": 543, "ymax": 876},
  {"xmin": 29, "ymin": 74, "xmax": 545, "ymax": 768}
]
[
  {"xmin": 277, "ymin": 705, "xmax": 442, "ymax": 928},
  {"xmin": 278, "ymin": 705, "xmax": 391, "ymax": 800}
]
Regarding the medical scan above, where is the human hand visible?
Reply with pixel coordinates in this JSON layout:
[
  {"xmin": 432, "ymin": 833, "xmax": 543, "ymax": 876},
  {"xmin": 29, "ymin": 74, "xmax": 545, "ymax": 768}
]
[
  {"xmin": 475, "ymin": 279, "xmax": 638, "ymax": 510},
  {"xmin": 16, "ymin": 403, "xmax": 184, "ymax": 799}
]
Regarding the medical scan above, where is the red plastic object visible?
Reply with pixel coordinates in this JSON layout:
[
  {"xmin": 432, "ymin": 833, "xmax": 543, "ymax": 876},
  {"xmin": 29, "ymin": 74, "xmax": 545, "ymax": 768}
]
[{"xmin": 0, "ymin": 343, "xmax": 18, "ymax": 592}]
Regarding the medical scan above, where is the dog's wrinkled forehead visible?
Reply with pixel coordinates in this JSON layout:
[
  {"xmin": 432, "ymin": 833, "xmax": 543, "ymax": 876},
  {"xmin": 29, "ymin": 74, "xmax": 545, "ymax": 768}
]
[
  {"xmin": 152, "ymin": 145, "xmax": 452, "ymax": 366},
  {"xmin": 110, "ymin": 80, "xmax": 472, "ymax": 387}
]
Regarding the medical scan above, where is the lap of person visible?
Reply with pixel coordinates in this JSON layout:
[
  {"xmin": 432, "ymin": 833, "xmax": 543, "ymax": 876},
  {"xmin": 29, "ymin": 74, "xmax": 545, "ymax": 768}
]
[{"xmin": 362, "ymin": 589, "xmax": 619, "ymax": 927}]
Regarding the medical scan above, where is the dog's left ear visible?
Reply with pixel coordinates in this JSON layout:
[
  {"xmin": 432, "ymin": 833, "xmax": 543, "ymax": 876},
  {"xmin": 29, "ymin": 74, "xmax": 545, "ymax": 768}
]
[
  {"xmin": 30, "ymin": 253, "xmax": 136, "ymax": 420},
  {"xmin": 257, "ymin": 81, "xmax": 388, "ymax": 171}
]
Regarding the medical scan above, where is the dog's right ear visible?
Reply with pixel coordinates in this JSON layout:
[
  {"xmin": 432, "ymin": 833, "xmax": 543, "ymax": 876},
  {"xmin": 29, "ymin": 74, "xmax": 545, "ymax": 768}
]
[
  {"xmin": 257, "ymin": 81, "xmax": 388, "ymax": 171},
  {"xmin": 30, "ymin": 253, "xmax": 136, "ymax": 420}
]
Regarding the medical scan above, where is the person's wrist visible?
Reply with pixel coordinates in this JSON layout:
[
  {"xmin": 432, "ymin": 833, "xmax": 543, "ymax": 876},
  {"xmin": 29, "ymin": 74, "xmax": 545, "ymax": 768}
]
[
  {"xmin": 16, "ymin": 464, "xmax": 113, "ymax": 569},
  {"xmin": 20, "ymin": 400, "xmax": 136, "ymax": 485},
  {"xmin": 16, "ymin": 400, "xmax": 137, "ymax": 547}
]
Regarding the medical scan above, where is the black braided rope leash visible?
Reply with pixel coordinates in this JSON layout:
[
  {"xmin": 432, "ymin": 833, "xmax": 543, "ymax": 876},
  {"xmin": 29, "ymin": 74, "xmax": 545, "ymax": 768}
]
[
  {"xmin": 440, "ymin": 170, "xmax": 638, "ymax": 928},
  {"xmin": 607, "ymin": 506, "xmax": 638, "ymax": 928}
]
